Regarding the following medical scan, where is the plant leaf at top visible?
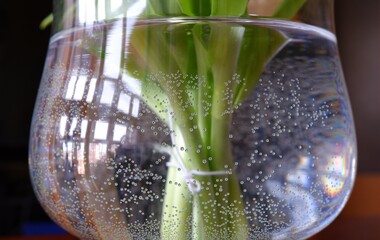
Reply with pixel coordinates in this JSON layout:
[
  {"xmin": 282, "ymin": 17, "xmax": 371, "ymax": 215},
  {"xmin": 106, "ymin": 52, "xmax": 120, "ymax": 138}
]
[
  {"xmin": 211, "ymin": 0, "xmax": 249, "ymax": 16},
  {"xmin": 176, "ymin": 0, "xmax": 211, "ymax": 16}
]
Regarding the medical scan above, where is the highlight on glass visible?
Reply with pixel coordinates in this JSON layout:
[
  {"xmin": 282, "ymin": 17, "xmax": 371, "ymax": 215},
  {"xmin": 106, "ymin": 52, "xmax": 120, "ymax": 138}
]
[{"xmin": 29, "ymin": 0, "xmax": 357, "ymax": 239}]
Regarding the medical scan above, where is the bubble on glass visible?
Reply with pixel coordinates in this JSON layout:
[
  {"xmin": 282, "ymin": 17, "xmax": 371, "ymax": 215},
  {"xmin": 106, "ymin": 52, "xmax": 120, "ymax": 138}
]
[{"xmin": 29, "ymin": 18, "xmax": 356, "ymax": 240}]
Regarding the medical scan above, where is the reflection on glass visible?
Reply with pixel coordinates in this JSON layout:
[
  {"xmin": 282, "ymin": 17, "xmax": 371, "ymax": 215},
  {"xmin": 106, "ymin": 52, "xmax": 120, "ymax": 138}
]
[
  {"xmin": 94, "ymin": 121, "xmax": 109, "ymax": 140},
  {"xmin": 113, "ymin": 124, "xmax": 127, "ymax": 141},
  {"xmin": 69, "ymin": 118, "xmax": 78, "ymax": 136},
  {"xmin": 86, "ymin": 78, "xmax": 97, "ymax": 103},
  {"xmin": 104, "ymin": 21, "xmax": 123, "ymax": 79},
  {"xmin": 77, "ymin": 142, "xmax": 85, "ymax": 175},
  {"xmin": 89, "ymin": 143, "xmax": 108, "ymax": 165},
  {"xmin": 29, "ymin": 7, "xmax": 357, "ymax": 239},
  {"xmin": 59, "ymin": 116, "xmax": 68, "ymax": 137},
  {"xmin": 80, "ymin": 120, "xmax": 88, "ymax": 138},
  {"xmin": 131, "ymin": 98, "xmax": 139, "ymax": 118},
  {"xmin": 100, "ymin": 80, "xmax": 115, "ymax": 105},
  {"xmin": 78, "ymin": 0, "xmax": 96, "ymax": 24},
  {"xmin": 117, "ymin": 93, "xmax": 131, "ymax": 114}
]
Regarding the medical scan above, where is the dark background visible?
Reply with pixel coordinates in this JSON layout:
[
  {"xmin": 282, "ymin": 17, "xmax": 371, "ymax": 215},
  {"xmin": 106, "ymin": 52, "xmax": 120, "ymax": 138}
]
[
  {"xmin": 0, "ymin": 1, "xmax": 54, "ymax": 236},
  {"xmin": 0, "ymin": 0, "xmax": 379, "ymax": 237}
]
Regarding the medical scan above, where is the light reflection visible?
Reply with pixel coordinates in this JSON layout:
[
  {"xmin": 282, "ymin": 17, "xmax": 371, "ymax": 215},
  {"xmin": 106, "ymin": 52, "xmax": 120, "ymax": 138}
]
[
  {"xmin": 322, "ymin": 155, "xmax": 346, "ymax": 197},
  {"xmin": 117, "ymin": 92, "xmax": 131, "ymax": 114},
  {"xmin": 96, "ymin": 0, "xmax": 106, "ymax": 21},
  {"xmin": 65, "ymin": 75, "xmax": 87, "ymax": 100},
  {"xmin": 65, "ymin": 76, "xmax": 76, "ymax": 99},
  {"xmin": 80, "ymin": 120, "xmax": 88, "ymax": 138},
  {"xmin": 298, "ymin": 156, "xmax": 312, "ymax": 186},
  {"xmin": 113, "ymin": 124, "xmax": 127, "ymax": 141},
  {"xmin": 286, "ymin": 156, "xmax": 311, "ymax": 188},
  {"xmin": 69, "ymin": 118, "xmax": 78, "ymax": 136},
  {"xmin": 94, "ymin": 121, "xmax": 109, "ymax": 140},
  {"xmin": 103, "ymin": 20, "xmax": 123, "ymax": 79},
  {"xmin": 111, "ymin": 0, "xmax": 123, "ymax": 12},
  {"xmin": 299, "ymin": 156, "xmax": 311, "ymax": 168},
  {"xmin": 78, "ymin": 0, "xmax": 86, "ymax": 23},
  {"xmin": 331, "ymin": 155, "xmax": 346, "ymax": 175},
  {"xmin": 267, "ymin": 180, "xmax": 318, "ymax": 229},
  {"xmin": 78, "ymin": 0, "xmax": 96, "ymax": 24},
  {"xmin": 77, "ymin": 0, "xmax": 147, "ymax": 23},
  {"xmin": 89, "ymin": 143, "xmax": 108, "ymax": 164},
  {"xmin": 77, "ymin": 142, "xmax": 85, "ymax": 175},
  {"xmin": 100, "ymin": 80, "xmax": 115, "ymax": 105},
  {"xmin": 59, "ymin": 116, "xmax": 88, "ymax": 139},
  {"xmin": 59, "ymin": 116, "xmax": 68, "ymax": 137},
  {"xmin": 126, "ymin": 0, "xmax": 146, "ymax": 17},
  {"xmin": 63, "ymin": 141, "xmax": 73, "ymax": 166},
  {"xmin": 121, "ymin": 74, "xmax": 142, "ymax": 96},
  {"xmin": 131, "ymin": 98, "xmax": 140, "ymax": 117},
  {"xmin": 86, "ymin": 78, "xmax": 97, "ymax": 103},
  {"xmin": 73, "ymin": 76, "xmax": 87, "ymax": 100}
]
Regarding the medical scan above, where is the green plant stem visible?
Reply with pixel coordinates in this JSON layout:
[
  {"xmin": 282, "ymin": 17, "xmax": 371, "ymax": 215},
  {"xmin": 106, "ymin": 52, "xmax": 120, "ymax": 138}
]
[
  {"xmin": 160, "ymin": 22, "xmax": 251, "ymax": 239},
  {"xmin": 157, "ymin": 79, "xmax": 221, "ymax": 237},
  {"xmin": 122, "ymin": 2, "xmax": 306, "ymax": 239},
  {"xmin": 41, "ymin": 1, "xmax": 308, "ymax": 238},
  {"xmin": 207, "ymin": 23, "xmax": 248, "ymax": 238},
  {"xmin": 161, "ymin": 160, "xmax": 192, "ymax": 239}
]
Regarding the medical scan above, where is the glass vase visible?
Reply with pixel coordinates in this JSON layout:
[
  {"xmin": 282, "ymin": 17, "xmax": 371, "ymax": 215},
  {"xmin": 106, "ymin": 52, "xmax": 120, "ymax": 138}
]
[{"xmin": 29, "ymin": 0, "xmax": 357, "ymax": 239}]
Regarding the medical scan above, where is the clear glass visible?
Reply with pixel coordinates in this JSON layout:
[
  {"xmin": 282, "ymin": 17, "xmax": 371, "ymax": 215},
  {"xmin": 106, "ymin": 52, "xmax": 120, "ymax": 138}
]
[{"xmin": 29, "ymin": 0, "xmax": 356, "ymax": 239}]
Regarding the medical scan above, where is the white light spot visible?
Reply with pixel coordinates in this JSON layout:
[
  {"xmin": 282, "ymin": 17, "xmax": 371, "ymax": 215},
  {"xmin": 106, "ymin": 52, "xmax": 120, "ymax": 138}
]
[{"xmin": 94, "ymin": 121, "xmax": 109, "ymax": 140}]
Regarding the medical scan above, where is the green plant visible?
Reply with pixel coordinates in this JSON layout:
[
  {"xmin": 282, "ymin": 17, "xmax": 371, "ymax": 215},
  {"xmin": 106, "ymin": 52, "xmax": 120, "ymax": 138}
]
[
  {"xmin": 123, "ymin": 0, "xmax": 306, "ymax": 238},
  {"xmin": 43, "ymin": 0, "xmax": 306, "ymax": 238}
]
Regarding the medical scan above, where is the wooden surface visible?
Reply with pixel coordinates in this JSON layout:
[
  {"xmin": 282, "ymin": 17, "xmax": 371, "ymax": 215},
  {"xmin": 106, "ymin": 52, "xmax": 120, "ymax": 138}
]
[{"xmin": 1, "ymin": 174, "xmax": 379, "ymax": 240}]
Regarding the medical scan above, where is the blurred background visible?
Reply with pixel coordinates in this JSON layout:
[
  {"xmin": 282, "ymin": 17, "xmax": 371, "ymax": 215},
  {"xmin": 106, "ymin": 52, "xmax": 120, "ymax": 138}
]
[{"xmin": 0, "ymin": 0, "xmax": 379, "ymax": 239}]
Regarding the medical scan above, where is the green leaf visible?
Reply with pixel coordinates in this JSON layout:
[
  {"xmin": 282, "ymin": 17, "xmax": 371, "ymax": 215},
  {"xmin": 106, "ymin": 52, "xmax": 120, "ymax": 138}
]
[
  {"xmin": 40, "ymin": 13, "xmax": 53, "ymax": 30},
  {"xmin": 124, "ymin": 23, "xmax": 202, "ymax": 123},
  {"xmin": 147, "ymin": 0, "xmax": 182, "ymax": 16},
  {"xmin": 210, "ymin": 0, "xmax": 249, "ymax": 16},
  {"xmin": 121, "ymin": 1, "xmax": 307, "ymax": 238},
  {"xmin": 192, "ymin": 24, "xmax": 214, "ymax": 145},
  {"xmin": 176, "ymin": 0, "xmax": 211, "ymax": 16},
  {"xmin": 166, "ymin": 24, "xmax": 198, "ymax": 77},
  {"xmin": 233, "ymin": 27, "xmax": 287, "ymax": 105}
]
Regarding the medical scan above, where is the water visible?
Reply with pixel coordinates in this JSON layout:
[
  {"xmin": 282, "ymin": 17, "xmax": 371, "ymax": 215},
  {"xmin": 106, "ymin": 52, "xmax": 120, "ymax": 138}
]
[{"xmin": 29, "ymin": 18, "xmax": 356, "ymax": 240}]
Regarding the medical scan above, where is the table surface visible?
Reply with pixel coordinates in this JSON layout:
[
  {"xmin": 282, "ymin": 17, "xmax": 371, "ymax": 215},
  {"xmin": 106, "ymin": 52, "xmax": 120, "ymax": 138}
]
[{"xmin": 1, "ymin": 174, "xmax": 379, "ymax": 240}]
